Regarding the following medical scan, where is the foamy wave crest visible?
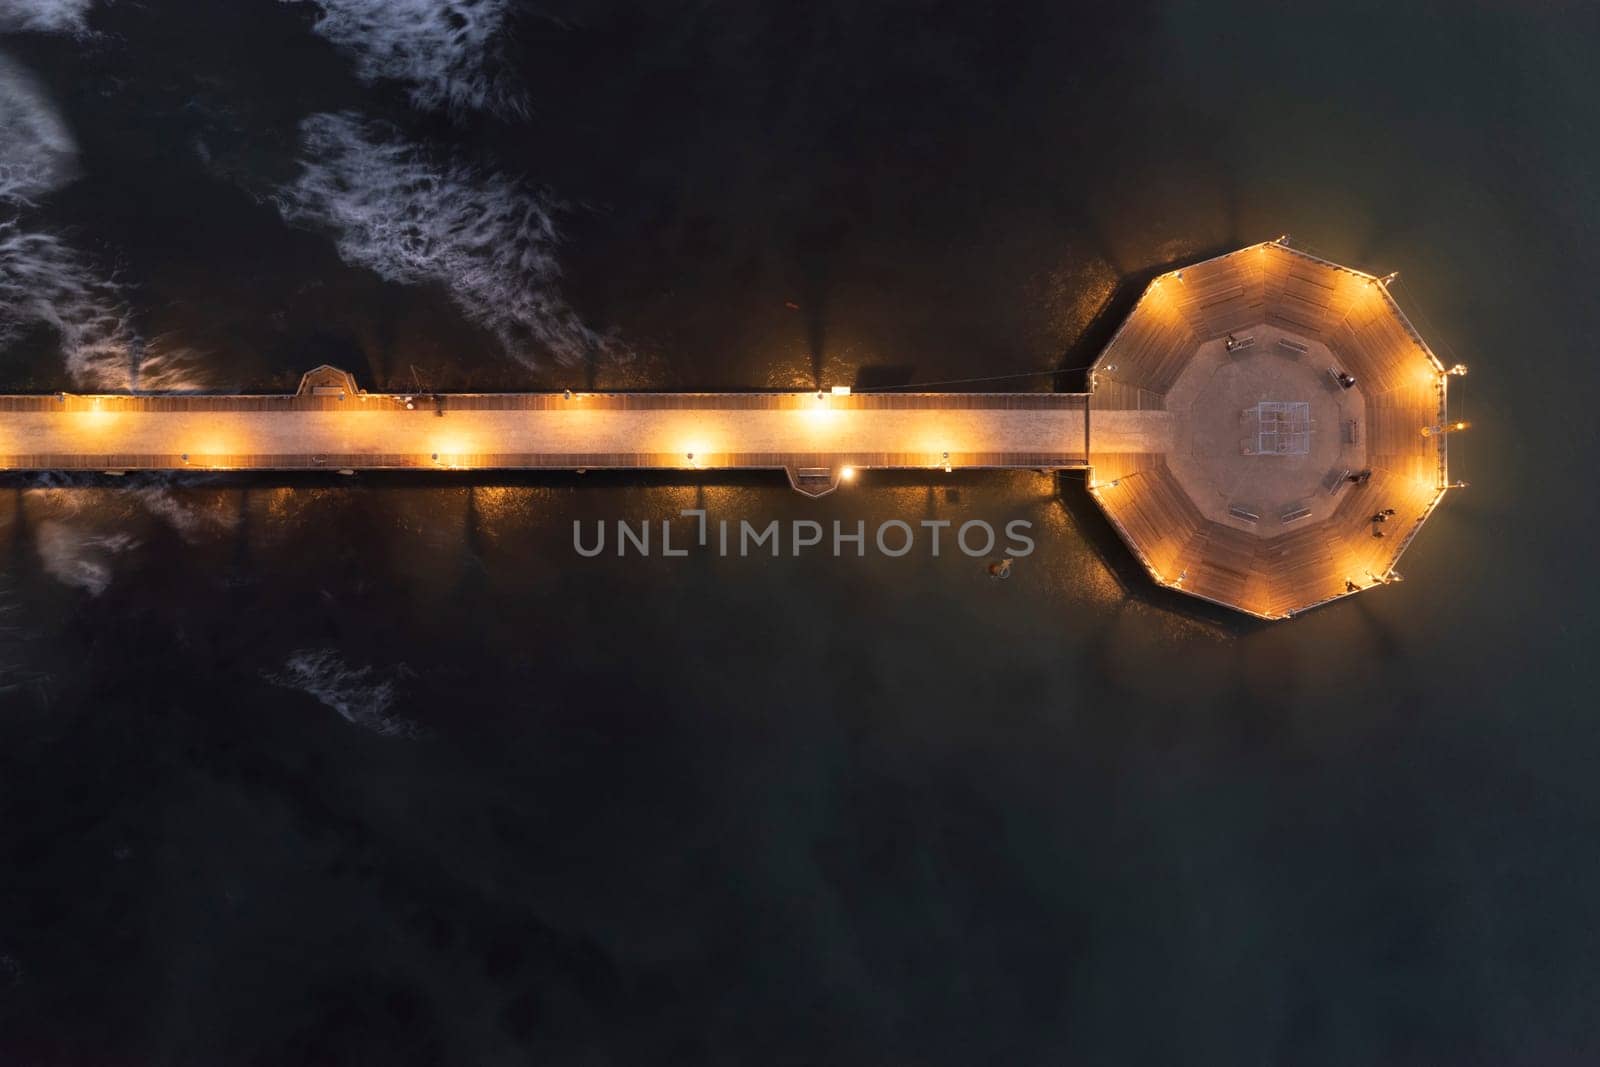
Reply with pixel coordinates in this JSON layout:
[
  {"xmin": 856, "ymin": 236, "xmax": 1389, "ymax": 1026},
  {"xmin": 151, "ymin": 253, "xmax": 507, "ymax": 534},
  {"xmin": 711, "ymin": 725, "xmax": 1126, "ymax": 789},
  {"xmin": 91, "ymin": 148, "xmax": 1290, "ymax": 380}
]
[
  {"xmin": 34, "ymin": 519, "xmax": 135, "ymax": 595},
  {"xmin": 0, "ymin": 52, "xmax": 77, "ymax": 203},
  {"xmin": 0, "ymin": 222, "xmax": 212, "ymax": 390},
  {"xmin": 266, "ymin": 649, "xmax": 421, "ymax": 738},
  {"xmin": 283, "ymin": 0, "xmax": 525, "ymax": 116},
  {"xmin": 133, "ymin": 483, "xmax": 241, "ymax": 542},
  {"xmin": 0, "ymin": 223, "xmax": 131, "ymax": 378},
  {"xmin": 0, "ymin": 0, "xmax": 92, "ymax": 36},
  {"xmin": 276, "ymin": 113, "xmax": 621, "ymax": 368}
]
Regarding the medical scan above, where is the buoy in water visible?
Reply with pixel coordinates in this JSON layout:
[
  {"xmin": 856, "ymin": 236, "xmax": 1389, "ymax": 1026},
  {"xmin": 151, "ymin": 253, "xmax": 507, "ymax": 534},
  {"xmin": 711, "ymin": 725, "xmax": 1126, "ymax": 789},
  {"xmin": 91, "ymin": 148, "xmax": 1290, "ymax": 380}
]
[{"xmin": 988, "ymin": 558, "xmax": 1013, "ymax": 580}]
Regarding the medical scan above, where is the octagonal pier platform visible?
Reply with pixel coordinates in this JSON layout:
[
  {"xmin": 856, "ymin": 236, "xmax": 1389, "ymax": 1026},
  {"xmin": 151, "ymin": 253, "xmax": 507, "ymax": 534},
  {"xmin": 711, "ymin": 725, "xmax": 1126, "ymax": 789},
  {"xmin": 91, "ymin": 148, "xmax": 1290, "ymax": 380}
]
[
  {"xmin": 1086, "ymin": 240, "xmax": 1455, "ymax": 618},
  {"xmin": 0, "ymin": 240, "xmax": 1457, "ymax": 619}
]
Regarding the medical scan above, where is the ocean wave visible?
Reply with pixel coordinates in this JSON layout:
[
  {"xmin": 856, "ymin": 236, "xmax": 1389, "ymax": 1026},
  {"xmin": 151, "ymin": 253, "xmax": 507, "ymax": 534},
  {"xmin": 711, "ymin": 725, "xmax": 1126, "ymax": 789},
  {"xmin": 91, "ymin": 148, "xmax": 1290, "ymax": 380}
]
[
  {"xmin": 275, "ymin": 112, "xmax": 623, "ymax": 369},
  {"xmin": 0, "ymin": 51, "xmax": 78, "ymax": 204},
  {"xmin": 283, "ymin": 0, "xmax": 526, "ymax": 116},
  {"xmin": 34, "ymin": 519, "xmax": 135, "ymax": 595},
  {"xmin": 0, "ymin": 0, "xmax": 92, "ymax": 36},
  {"xmin": 131, "ymin": 482, "xmax": 240, "ymax": 542},
  {"xmin": 266, "ymin": 649, "xmax": 421, "ymax": 738},
  {"xmin": 0, "ymin": 221, "xmax": 213, "ymax": 390}
]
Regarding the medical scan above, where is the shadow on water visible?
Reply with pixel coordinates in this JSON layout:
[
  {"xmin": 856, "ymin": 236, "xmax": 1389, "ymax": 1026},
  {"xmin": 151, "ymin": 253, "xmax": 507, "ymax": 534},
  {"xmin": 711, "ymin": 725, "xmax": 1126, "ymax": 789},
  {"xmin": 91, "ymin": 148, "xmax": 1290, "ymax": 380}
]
[
  {"xmin": 5, "ymin": 486, "xmax": 30, "ymax": 573},
  {"xmin": 795, "ymin": 217, "xmax": 849, "ymax": 389},
  {"xmin": 228, "ymin": 484, "xmax": 254, "ymax": 579},
  {"xmin": 1054, "ymin": 241, "xmax": 1245, "ymax": 390},
  {"xmin": 458, "ymin": 485, "xmax": 490, "ymax": 591}
]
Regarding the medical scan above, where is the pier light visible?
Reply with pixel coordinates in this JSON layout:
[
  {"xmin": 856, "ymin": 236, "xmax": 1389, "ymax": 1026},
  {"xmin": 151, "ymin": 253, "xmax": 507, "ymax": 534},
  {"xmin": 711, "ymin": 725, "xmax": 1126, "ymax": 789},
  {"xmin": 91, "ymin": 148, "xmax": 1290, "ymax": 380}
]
[
  {"xmin": 840, "ymin": 465, "xmax": 856, "ymax": 482},
  {"xmin": 1448, "ymin": 364, "xmax": 1469, "ymax": 376},
  {"xmin": 1421, "ymin": 420, "xmax": 1470, "ymax": 437},
  {"xmin": 941, "ymin": 451, "xmax": 952, "ymax": 474},
  {"xmin": 804, "ymin": 397, "xmax": 840, "ymax": 427},
  {"xmin": 79, "ymin": 400, "xmax": 114, "ymax": 429}
]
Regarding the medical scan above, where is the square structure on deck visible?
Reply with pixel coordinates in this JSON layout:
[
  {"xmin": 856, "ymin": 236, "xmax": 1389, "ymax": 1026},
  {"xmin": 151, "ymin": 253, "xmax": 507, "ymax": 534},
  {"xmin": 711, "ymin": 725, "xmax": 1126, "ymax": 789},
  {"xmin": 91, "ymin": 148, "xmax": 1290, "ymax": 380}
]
[{"xmin": 1255, "ymin": 401, "xmax": 1311, "ymax": 455}]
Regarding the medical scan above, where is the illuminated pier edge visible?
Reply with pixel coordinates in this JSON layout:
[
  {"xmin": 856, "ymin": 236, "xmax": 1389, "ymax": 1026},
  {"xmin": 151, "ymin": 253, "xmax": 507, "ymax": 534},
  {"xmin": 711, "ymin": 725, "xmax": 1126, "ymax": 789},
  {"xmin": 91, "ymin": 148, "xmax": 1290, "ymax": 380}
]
[{"xmin": 0, "ymin": 241, "xmax": 1458, "ymax": 620}]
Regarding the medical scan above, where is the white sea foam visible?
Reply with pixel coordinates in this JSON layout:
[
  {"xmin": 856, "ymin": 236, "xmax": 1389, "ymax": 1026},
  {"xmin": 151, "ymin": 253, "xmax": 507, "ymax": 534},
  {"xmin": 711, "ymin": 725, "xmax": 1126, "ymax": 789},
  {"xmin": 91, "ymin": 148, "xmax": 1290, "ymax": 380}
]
[
  {"xmin": 132, "ymin": 483, "xmax": 240, "ymax": 542},
  {"xmin": 276, "ymin": 112, "xmax": 621, "ymax": 369},
  {"xmin": 283, "ymin": 0, "xmax": 525, "ymax": 116},
  {"xmin": 0, "ymin": 0, "xmax": 93, "ymax": 36},
  {"xmin": 267, "ymin": 649, "xmax": 421, "ymax": 738},
  {"xmin": 34, "ymin": 519, "xmax": 135, "ymax": 595},
  {"xmin": 0, "ymin": 51, "xmax": 77, "ymax": 203},
  {"xmin": 0, "ymin": 222, "xmax": 131, "ymax": 377},
  {"xmin": 0, "ymin": 221, "xmax": 212, "ymax": 390}
]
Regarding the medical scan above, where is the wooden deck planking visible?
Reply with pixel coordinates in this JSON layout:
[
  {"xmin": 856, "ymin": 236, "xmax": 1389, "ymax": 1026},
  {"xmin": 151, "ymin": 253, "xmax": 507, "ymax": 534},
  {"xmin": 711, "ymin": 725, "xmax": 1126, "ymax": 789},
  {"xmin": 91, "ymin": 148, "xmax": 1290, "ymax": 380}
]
[
  {"xmin": 1169, "ymin": 250, "xmax": 1266, "ymax": 339},
  {"xmin": 0, "ymin": 450, "xmax": 1090, "ymax": 472},
  {"xmin": 1093, "ymin": 461, "xmax": 1206, "ymax": 578},
  {"xmin": 1366, "ymin": 387, "xmax": 1445, "ymax": 486},
  {"xmin": 1088, "ymin": 378, "xmax": 1163, "ymax": 413},
  {"xmin": 1330, "ymin": 297, "xmax": 1435, "ymax": 394},
  {"xmin": 1261, "ymin": 244, "xmax": 1367, "ymax": 340},
  {"xmin": 1084, "ymin": 450, "xmax": 1164, "ymax": 488},
  {"xmin": 1095, "ymin": 290, "xmax": 1199, "ymax": 396},
  {"xmin": 0, "ymin": 390, "xmax": 1087, "ymax": 415}
]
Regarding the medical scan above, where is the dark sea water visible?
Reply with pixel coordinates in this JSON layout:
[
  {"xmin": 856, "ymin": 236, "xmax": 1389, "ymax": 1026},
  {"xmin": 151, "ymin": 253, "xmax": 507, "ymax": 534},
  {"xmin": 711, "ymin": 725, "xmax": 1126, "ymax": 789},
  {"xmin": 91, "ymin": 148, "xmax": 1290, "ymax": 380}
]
[{"xmin": 2, "ymin": 1, "xmax": 1598, "ymax": 1063}]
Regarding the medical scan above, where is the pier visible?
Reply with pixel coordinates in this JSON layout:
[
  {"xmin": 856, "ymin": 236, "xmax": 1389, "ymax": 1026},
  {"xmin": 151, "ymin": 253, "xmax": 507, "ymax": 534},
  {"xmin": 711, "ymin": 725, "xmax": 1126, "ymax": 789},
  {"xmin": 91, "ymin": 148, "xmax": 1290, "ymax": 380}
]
[
  {"xmin": 0, "ymin": 371, "xmax": 1103, "ymax": 492},
  {"xmin": 0, "ymin": 241, "xmax": 1457, "ymax": 620}
]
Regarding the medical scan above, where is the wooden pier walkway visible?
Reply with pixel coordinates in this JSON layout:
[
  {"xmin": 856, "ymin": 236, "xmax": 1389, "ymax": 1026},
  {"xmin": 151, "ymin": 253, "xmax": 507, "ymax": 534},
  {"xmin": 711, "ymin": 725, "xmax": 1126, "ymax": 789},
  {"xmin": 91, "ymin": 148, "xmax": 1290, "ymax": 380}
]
[{"xmin": 0, "ymin": 367, "xmax": 1109, "ymax": 496}]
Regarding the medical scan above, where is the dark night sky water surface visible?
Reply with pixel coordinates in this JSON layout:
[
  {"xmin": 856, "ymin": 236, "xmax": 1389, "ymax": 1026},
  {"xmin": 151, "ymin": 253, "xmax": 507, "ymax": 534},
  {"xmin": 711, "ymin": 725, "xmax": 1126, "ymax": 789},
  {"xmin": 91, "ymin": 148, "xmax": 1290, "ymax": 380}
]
[{"xmin": 2, "ymin": 1, "xmax": 1598, "ymax": 1063}]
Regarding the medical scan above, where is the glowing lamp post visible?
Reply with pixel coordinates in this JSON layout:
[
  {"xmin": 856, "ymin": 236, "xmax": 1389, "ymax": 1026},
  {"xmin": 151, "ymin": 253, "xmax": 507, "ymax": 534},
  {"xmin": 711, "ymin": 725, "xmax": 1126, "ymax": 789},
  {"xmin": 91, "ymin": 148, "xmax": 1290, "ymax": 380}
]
[{"xmin": 1421, "ymin": 420, "xmax": 1470, "ymax": 438}]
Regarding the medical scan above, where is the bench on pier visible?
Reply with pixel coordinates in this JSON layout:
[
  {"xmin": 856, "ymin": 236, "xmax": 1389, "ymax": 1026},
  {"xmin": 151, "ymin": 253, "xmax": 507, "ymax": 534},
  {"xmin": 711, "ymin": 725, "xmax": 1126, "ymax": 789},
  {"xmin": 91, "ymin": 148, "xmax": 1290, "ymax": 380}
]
[
  {"xmin": 1224, "ymin": 334, "xmax": 1257, "ymax": 354},
  {"xmin": 1277, "ymin": 337, "xmax": 1310, "ymax": 356},
  {"xmin": 1325, "ymin": 468, "xmax": 1351, "ymax": 495},
  {"xmin": 1228, "ymin": 504, "xmax": 1261, "ymax": 524},
  {"xmin": 1342, "ymin": 418, "xmax": 1361, "ymax": 444},
  {"xmin": 1280, "ymin": 503, "xmax": 1313, "ymax": 524}
]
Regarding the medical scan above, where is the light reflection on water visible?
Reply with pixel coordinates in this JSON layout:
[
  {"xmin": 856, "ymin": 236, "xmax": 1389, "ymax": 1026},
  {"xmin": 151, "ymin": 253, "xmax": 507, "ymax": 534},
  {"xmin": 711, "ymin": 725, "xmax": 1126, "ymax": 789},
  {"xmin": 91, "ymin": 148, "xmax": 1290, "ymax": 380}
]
[{"xmin": 0, "ymin": 465, "xmax": 1487, "ymax": 720}]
